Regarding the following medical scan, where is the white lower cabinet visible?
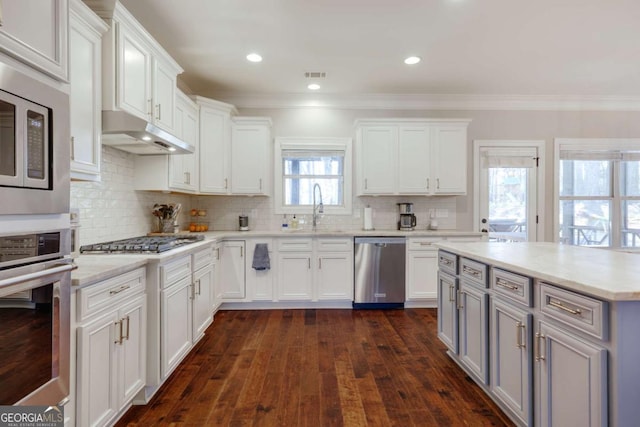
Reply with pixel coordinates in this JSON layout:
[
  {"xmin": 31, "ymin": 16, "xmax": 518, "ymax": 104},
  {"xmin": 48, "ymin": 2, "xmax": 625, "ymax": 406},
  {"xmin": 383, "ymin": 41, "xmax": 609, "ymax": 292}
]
[
  {"xmin": 192, "ymin": 253, "xmax": 214, "ymax": 341},
  {"xmin": 246, "ymin": 238, "xmax": 274, "ymax": 301},
  {"xmin": 490, "ymin": 297, "xmax": 532, "ymax": 426},
  {"xmin": 536, "ymin": 320, "xmax": 607, "ymax": 427},
  {"xmin": 458, "ymin": 280, "xmax": 489, "ymax": 384},
  {"xmin": 277, "ymin": 251, "xmax": 313, "ymax": 300},
  {"xmin": 76, "ymin": 268, "xmax": 146, "ymax": 427},
  {"xmin": 406, "ymin": 238, "xmax": 441, "ymax": 301},
  {"xmin": 160, "ymin": 260, "xmax": 193, "ymax": 379},
  {"xmin": 218, "ymin": 240, "xmax": 246, "ymax": 299}
]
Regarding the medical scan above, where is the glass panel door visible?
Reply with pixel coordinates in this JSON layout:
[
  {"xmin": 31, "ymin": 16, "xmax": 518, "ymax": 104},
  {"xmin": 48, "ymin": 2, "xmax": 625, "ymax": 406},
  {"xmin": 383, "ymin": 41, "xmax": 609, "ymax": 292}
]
[
  {"xmin": 478, "ymin": 146, "xmax": 538, "ymax": 242},
  {"xmin": 0, "ymin": 91, "xmax": 21, "ymax": 187}
]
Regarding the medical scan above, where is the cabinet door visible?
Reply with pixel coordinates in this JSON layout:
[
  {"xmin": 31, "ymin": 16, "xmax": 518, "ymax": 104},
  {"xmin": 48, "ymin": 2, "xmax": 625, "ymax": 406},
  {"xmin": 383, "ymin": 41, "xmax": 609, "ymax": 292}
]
[
  {"xmin": 316, "ymin": 252, "xmax": 353, "ymax": 300},
  {"xmin": 231, "ymin": 121, "xmax": 270, "ymax": 194},
  {"xmin": 406, "ymin": 249, "xmax": 438, "ymax": 300},
  {"xmin": 537, "ymin": 321, "xmax": 607, "ymax": 427},
  {"xmin": 359, "ymin": 126, "xmax": 397, "ymax": 194},
  {"xmin": 181, "ymin": 102, "xmax": 199, "ymax": 190},
  {"xmin": 77, "ymin": 310, "xmax": 119, "ymax": 427},
  {"xmin": 458, "ymin": 281, "xmax": 489, "ymax": 384},
  {"xmin": 117, "ymin": 295, "xmax": 146, "ymax": 407},
  {"xmin": 277, "ymin": 253, "xmax": 313, "ymax": 300},
  {"xmin": 431, "ymin": 125, "xmax": 467, "ymax": 194},
  {"xmin": 199, "ymin": 106, "xmax": 230, "ymax": 193},
  {"xmin": 152, "ymin": 58, "xmax": 176, "ymax": 132},
  {"xmin": 169, "ymin": 101, "xmax": 187, "ymax": 189},
  {"xmin": 117, "ymin": 25, "xmax": 151, "ymax": 121},
  {"xmin": 246, "ymin": 239, "xmax": 274, "ymax": 301},
  {"xmin": 69, "ymin": 4, "xmax": 104, "ymax": 181},
  {"xmin": 0, "ymin": 0, "xmax": 68, "ymax": 80},
  {"xmin": 193, "ymin": 264, "xmax": 214, "ymax": 341},
  {"xmin": 437, "ymin": 271, "xmax": 458, "ymax": 353},
  {"xmin": 218, "ymin": 241, "xmax": 246, "ymax": 299},
  {"xmin": 490, "ymin": 298, "xmax": 532, "ymax": 426},
  {"xmin": 398, "ymin": 126, "xmax": 431, "ymax": 194},
  {"xmin": 161, "ymin": 276, "xmax": 193, "ymax": 379}
]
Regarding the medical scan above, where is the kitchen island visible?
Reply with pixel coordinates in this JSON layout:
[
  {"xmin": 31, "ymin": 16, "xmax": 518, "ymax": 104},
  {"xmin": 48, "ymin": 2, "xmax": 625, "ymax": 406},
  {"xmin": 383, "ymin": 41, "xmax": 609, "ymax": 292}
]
[{"xmin": 435, "ymin": 241, "xmax": 640, "ymax": 427}]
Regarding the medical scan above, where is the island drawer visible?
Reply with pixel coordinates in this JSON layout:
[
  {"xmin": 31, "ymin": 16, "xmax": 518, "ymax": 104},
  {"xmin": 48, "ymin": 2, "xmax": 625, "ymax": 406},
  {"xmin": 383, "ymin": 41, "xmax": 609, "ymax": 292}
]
[
  {"xmin": 438, "ymin": 250, "xmax": 457, "ymax": 275},
  {"xmin": 77, "ymin": 268, "xmax": 145, "ymax": 321},
  {"xmin": 460, "ymin": 258, "xmax": 488, "ymax": 287},
  {"xmin": 278, "ymin": 238, "xmax": 313, "ymax": 252},
  {"xmin": 539, "ymin": 283, "xmax": 608, "ymax": 340},
  {"xmin": 492, "ymin": 268, "xmax": 532, "ymax": 307}
]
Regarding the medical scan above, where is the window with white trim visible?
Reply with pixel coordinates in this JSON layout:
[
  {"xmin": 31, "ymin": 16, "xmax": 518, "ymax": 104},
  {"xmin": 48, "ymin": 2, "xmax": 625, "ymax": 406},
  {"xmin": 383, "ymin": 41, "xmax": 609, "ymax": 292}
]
[
  {"xmin": 556, "ymin": 139, "xmax": 640, "ymax": 248},
  {"xmin": 274, "ymin": 137, "xmax": 352, "ymax": 215}
]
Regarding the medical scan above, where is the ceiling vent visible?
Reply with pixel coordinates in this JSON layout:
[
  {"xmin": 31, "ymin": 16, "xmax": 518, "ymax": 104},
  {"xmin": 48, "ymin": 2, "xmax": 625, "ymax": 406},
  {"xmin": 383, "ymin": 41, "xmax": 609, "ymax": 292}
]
[{"xmin": 305, "ymin": 72, "xmax": 327, "ymax": 79}]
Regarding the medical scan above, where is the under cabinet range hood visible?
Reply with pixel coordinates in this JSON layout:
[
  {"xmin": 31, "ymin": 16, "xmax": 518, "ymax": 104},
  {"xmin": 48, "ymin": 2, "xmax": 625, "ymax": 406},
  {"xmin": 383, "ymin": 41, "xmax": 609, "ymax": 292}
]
[{"xmin": 101, "ymin": 110, "xmax": 194, "ymax": 155}]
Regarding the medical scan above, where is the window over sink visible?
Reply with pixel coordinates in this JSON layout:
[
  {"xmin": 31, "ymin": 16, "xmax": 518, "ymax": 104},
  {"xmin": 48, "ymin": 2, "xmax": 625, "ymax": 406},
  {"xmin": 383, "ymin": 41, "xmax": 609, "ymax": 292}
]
[{"xmin": 274, "ymin": 137, "xmax": 352, "ymax": 215}]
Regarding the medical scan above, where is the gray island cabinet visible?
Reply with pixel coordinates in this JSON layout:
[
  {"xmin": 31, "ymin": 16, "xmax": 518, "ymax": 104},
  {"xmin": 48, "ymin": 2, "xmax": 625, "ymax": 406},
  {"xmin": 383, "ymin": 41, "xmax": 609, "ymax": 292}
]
[{"xmin": 435, "ymin": 241, "xmax": 640, "ymax": 427}]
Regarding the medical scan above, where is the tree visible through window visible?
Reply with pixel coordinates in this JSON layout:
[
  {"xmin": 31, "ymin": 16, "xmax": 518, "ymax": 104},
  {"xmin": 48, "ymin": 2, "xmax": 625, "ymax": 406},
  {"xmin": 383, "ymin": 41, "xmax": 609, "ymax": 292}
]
[{"xmin": 283, "ymin": 152, "xmax": 344, "ymax": 207}]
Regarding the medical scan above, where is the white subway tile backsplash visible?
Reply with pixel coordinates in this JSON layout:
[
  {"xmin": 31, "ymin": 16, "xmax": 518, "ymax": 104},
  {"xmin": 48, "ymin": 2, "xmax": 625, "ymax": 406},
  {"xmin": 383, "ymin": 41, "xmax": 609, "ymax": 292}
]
[{"xmin": 72, "ymin": 146, "xmax": 459, "ymax": 245}]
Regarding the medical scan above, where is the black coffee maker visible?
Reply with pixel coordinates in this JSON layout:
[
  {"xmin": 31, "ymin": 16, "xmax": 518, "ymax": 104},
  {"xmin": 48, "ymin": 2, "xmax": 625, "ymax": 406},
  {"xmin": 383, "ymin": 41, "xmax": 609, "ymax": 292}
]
[{"xmin": 397, "ymin": 203, "xmax": 417, "ymax": 231}]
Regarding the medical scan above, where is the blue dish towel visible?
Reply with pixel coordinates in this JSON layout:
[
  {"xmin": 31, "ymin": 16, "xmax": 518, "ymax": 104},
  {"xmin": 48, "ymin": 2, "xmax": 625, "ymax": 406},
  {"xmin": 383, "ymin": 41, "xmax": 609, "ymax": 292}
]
[{"xmin": 252, "ymin": 243, "xmax": 270, "ymax": 270}]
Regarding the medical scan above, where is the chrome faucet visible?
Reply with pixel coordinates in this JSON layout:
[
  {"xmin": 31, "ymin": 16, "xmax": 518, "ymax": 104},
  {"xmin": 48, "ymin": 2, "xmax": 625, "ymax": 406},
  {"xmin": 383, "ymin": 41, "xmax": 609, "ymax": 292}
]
[{"xmin": 312, "ymin": 183, "xmax": 324, "ymax": 230}]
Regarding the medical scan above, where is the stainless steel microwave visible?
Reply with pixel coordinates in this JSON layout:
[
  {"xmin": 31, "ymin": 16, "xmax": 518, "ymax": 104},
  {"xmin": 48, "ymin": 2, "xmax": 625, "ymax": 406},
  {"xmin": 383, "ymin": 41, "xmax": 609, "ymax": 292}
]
[{"xmin": 0, "ymin": 62, "xmax": 69, "ymax": 214}]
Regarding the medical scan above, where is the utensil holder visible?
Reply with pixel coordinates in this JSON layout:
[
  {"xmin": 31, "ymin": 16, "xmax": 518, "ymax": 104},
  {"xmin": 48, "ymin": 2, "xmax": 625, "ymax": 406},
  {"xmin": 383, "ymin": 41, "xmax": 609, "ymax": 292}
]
[{"xmin": 158, "ymin": 218, "xmax": 175, "ymax": 233}]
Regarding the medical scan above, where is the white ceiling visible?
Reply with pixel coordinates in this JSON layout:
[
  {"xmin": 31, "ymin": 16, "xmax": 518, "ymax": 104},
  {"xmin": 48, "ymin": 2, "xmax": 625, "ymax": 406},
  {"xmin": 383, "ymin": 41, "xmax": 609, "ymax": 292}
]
[{"xmin": 119, "ymin": 0, "xmax": 640, "ymax": 108}]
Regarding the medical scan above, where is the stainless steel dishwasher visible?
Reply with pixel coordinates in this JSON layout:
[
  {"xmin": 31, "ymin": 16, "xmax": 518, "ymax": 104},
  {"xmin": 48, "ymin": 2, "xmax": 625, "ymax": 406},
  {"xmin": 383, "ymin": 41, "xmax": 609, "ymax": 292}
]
[{"xmin": 353, "ymin": 237, "xmax": 406, "ymax": 309}]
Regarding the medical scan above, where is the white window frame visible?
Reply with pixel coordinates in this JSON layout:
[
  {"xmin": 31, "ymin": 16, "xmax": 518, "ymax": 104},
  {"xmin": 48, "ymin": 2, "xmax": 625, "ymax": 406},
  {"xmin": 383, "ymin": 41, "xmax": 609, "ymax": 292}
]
[
  {"xmin": 274, "ymin": 137, "xmax": 352, "ymax": 215},
  {"xmin": 554, "ymin": 138, "xmax": 640, "ymax": 249}
]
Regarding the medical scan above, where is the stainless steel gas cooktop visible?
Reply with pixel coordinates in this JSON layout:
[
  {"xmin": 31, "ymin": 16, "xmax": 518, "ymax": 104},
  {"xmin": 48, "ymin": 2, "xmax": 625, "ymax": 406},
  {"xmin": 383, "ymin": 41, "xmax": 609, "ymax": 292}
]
[{"xmin": 79, "ymin": 235, "xmax": 204, "ymax": 254}]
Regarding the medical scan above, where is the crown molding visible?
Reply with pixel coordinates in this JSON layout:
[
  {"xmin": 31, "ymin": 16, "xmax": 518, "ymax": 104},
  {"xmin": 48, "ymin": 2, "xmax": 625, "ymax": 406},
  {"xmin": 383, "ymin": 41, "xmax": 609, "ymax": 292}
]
[{"xmin": 212, "ymin": 92, "xmax": 640, "ymax": 112}]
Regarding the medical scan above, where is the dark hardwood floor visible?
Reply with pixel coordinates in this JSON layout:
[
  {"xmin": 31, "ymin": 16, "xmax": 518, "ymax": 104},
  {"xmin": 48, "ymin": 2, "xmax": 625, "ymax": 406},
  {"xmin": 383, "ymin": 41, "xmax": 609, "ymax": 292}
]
[{"xmin": 116, "ymin": 309, "xmax": 514, "ymax": 426}]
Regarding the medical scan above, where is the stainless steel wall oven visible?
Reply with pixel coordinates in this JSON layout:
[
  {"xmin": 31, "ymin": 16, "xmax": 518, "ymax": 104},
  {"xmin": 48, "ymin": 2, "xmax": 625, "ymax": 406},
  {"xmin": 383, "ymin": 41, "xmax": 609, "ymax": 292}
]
[
  {"xmin": 0, "ymin": 61, "xmax": 69, "ymax": 214},
  {"xmin": 0, "ymin": 230, "xmax": 72, "ymax": 406}
]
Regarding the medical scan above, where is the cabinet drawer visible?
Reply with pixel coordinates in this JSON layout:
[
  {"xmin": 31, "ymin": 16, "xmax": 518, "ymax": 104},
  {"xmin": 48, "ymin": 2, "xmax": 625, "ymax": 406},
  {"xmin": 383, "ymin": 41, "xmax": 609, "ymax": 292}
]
[
  {"xmin": 438, "ymin": 250, "xmax": 457, "ymax": 275},
  {"xmin": 460, "ymin": 258, "xmax": 488, "ymax": 287},
  {"xmin": 193, "ymin": 246, "xmax": 214, "ymax": 271},
  {"xmin": 277, "ymin": 238, "xmax": 313, "ymax": 252},
  {"xmin": 408, "ymin": 237, "xmax": 442, "ymax": 251},
  {"xmin": 160, "ymin": 255, "xmax": 192, "ymax": 289},
  {"xmin": 539, "ymin": 283, "xmax": 608, "ymax": 340},
  {"xmin": 77, "ymin": 268, "xmax": 145, "ymax": 321},
  {"xmin": 492, "ymin": 268, "xmax": 532, "ymax": 307},
  {"xmin": 316, "ymin": 238, "xmax": 352, "ymax": 252}
]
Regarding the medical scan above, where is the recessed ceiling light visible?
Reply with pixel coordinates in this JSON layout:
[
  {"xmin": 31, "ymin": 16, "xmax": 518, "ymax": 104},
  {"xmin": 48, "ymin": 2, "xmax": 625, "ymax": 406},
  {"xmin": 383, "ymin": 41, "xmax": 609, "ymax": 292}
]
[
  {"xmin": 308, "ymin": 83, "xmax": 321, "ymax": 90},
  {"xmin": 168, "ymin": 147, "xmax": 176, "ymax": 152},
  {"xmin": 141, "ymin": 135, "xmax": 152, "ymax": 141},
  {"xmin": 404, "ymin": 56, "xmax": 421, "ymax": 65},
  {"xmin": 246, "ymin": 53, "xmax": 262, "ymax": 63}
]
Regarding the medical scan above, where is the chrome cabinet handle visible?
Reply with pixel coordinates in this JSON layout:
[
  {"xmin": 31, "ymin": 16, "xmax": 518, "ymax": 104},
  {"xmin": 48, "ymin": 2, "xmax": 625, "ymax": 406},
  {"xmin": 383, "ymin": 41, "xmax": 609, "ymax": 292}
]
[
  {"xmin": 426, "ymin": 178, "xmax": 430, "ymax": 190},
  {"xmin": 197, "ymin": 279, "xmax": 201, "ymax": 295},
  {"xmin": 240, "ymin": 246, "xmax": 243, "ymax": 257},
  {"xmin": 71, "ymin": 136, "xmax": 75, "ymax": 160},
  {"xmin": 448, "ymin": 284, "xmax": 454, "ymax": 302},
  {"xmin": 259, "ymin": 178, "xmax": 262, "ymax": 190},
  {"xmin": 535, "ymin": 332, "xmax": 545, "ymax": 361},
  {"xmin": 124, "ymin": 315, "xmax": 130, "ymax": 341},
  {"xmin": 308, "ymin": 258, "xmax": 311, "ymax": 269},
  {"xmin": 456, "ymin": 290, "xmax": 463, "ymax": 309},
  {"xmin": 440, "ymin": 257, "xmax": 453, "ymax": 266},
  {"xmin": 225, "ymin": 178, "xmax": 228, "ymax": 189},
  {"xmin": 496, "ymin": 278, "xmax": 519, "ymax": 291},
  {"xmin": 147, "ymin": 99, "xmax": 153, "ymax": 118},
  {"xmin": 364, "ymin": 178, "xmax": 368, "ymax": 190},
  {"xmin": 318, "ymin": 258, "xmax": 322, "ymax": 269},
  {"xmin": 463, "ymin": 266, "xmax": 482, "ymax": 279},
  {"xmin": 548, "ymin": 299, "xmax": 582, "ymax": 316},
  {"xmin": 437, "ymin": 178, "xmax": 440, "ymax": 189},
  {"xmin": 216, "ymin": 248, "xmax": 220, "ymax": 260},
  {"xmin": 190, "ymin": 283, "xmax": 195, "ymax": 300},
  {"xmin": 419, "ymin": 242, "xmax": 432, "ymax": 246},
  {"xmin": 114, "ymin": 320, "xmax": 123, "ymax": 344},
  {"xmin": 516, "ymin": 321, "xmax": 525, "ymax": 349},
  {"xmin": 109, "ymin": 284, "xmax": 130, "ymax": 295},
  {"xmin": 155, "ymin": 103, "xmax": 161, "ymax": 121}
]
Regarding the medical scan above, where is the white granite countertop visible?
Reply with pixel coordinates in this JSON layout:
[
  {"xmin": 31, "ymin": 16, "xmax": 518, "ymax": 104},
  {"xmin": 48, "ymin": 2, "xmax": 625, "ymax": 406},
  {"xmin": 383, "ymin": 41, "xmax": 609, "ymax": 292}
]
[
  {"xmin": 72, "ymin": 229, "xmax": 481, "ymax": 288},
  {"xmin": 435, "ymin": 241, "xmax": 640, "ymax": 301}
]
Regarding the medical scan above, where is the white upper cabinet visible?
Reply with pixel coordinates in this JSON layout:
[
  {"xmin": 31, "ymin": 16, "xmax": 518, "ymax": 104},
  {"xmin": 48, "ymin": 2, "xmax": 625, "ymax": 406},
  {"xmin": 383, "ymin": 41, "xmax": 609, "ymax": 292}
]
[
  {"xmin": 168, "ymin": 91, "xmax": 199, "ymax": 192},
  {"xmin": 0, "ymin": 0, "xmax": 69, "ymax": 81},
  {"xmin": 231, "ymin": 117, "xmax": 272, "ymax": 195},
  {"xmin": 356, "ymin": 119, "xmax": 471, "ymax": 196},
  {"xmin": 69, "ymin": 0, "xmax": 108, "ymax": 181},
  {"xmin": 97, "ymin": 1, "xmax": 182, "ymax": 133},
  {"xmin": 196, "ymin": 96, "xmax": 237, "ymax": 194}
]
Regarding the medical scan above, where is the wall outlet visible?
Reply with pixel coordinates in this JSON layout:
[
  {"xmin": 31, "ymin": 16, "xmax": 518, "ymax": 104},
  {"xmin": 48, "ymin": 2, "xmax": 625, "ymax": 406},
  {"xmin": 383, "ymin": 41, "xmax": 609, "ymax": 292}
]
[{"xmin": 436, "ymin": 208, "xmax": 449, "ymax": 218}]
